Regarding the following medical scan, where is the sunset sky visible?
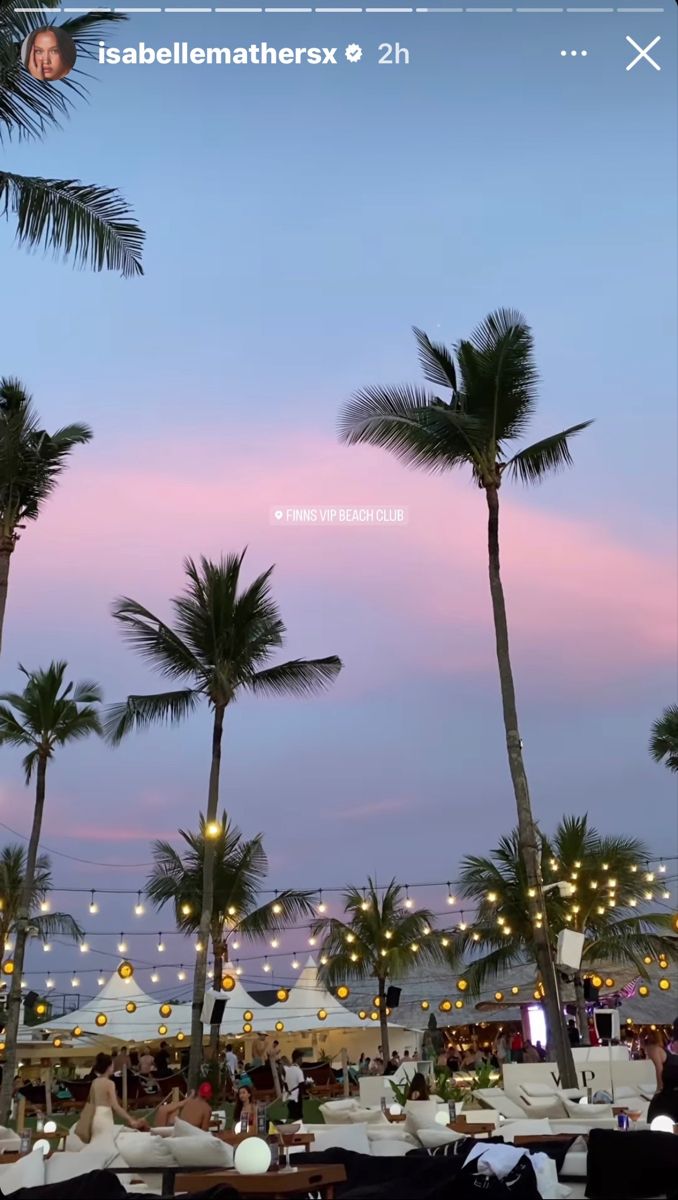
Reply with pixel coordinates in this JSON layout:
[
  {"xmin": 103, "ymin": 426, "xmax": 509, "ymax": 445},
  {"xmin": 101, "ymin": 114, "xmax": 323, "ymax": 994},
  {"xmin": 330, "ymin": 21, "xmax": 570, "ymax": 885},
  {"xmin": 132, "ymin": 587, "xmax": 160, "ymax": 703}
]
[{"xmin": 1, "ymin": 3, "xmax": 676, "ymax": 1002}]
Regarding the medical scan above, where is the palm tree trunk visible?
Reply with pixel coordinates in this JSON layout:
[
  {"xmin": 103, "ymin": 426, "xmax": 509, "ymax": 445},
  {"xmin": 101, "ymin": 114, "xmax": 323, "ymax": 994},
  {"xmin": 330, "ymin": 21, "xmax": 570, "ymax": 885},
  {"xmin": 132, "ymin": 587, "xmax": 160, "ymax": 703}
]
[
  {"xmin": 485, "ymin": 483, "xmax": 576, "ymax": 1088},
  {"xmin": 377, "ymin": 978, "xmax": 390, "ymax": 1067},
  {"xmin": 0, "ymin": 536, "xmax": 15, "ymax": 658},
  {"xmin": 188, "ymin": 704, "xmax": 225, "ymax": 1090},
  {"xmin": 209, "ymin": 930, "xmax": 224, "ymax": 1063},
  {"xmin": 574, "ymin": 974, "xmax": 590, "ymax": 1045},
  {"xmin": 0, "ymin": 754, "xmax": 47, "ymax": 1124}
]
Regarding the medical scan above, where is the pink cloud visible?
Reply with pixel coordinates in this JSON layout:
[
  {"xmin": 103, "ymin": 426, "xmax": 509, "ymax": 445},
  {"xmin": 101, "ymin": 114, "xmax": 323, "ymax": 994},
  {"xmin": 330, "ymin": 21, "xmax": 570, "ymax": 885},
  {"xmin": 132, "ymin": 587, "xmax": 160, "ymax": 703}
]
[{"xmin": 6, "ymin": 432, "xmax": 675, "ymax": 693}]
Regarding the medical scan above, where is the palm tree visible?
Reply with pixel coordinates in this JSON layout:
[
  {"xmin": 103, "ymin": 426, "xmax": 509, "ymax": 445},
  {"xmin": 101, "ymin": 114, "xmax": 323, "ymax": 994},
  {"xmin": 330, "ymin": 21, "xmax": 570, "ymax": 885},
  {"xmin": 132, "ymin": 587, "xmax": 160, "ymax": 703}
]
[
  {"xmin": 312, "ymin": 879, "xmax": 451, "ymax": 1064},
  {"xmin": 0, "ymin": 661, "xmax": 102, "ymax": 1123},
  {"xmin": 458, "ymin": 816, "xmax": 675, "ymax": 1045},
  {"xmin": 649, "ymin": 705, "xmax": 678, "ymax": 773},
  {"xmin": 339, "ymin": 310, "xmax": 593, "ymax": 1086},
  {"xmin": 0, "ymin": 378, "xmax": 92, "ymax": 654},
  {"xmin": 0, "ymin": 843, "xmax": 83, "ymax": 953},
  {"xmin": 147, "ymin": 813, "xmax": 316, "ymax": 1058},
  {"xmin": 0, "ymin": 0, "xmax": 144, "ymax": 274},
  {"xmin": 105, "ymin": 551, "xmax": 342, "ymax": 1088}
]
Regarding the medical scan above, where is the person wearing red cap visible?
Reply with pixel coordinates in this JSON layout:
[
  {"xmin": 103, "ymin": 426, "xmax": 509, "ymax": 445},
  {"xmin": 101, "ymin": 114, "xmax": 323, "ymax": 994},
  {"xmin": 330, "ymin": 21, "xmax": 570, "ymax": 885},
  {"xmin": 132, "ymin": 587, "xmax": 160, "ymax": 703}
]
[{"xmin": 154, "ymin": 1085, "xmax": 212, "ymax": 1130}]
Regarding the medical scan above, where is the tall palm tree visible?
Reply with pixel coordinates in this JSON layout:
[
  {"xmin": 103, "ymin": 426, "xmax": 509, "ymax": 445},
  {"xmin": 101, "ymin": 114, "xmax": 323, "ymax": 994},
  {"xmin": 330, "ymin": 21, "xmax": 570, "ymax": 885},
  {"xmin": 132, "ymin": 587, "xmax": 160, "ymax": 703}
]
[
  {"xmin": 312, "ymin": 879, "xmax": 451, "ymax": 1063},
  {"xmin": 105, "ymin": 551, "xmax": 342, "ymax": 1087},
  {"xmin": 0, "ymin": 378, "xmax": 92, "ymax": 654},
  {"xmin": 649, "ymin": 705, "xmax": 678, "ymax": 773},
  {"xmin": 458, "ymin": 816, "xmax": 675, "ymax": 1044},
  {"xmin": 0, "ymin": 843, "xmax": 83, "ymax": 953},
  {"xmin": 339, "ymin": 310, "xmax": 592, "ymax": 1086},
  {"xmin": 147, "ymin": 813, "xmax": 315, "ymax": 1058},
  {"xmin": 0, "ymin": 661, "xmax": 102, "ymax": 1123},
  {"xmin": 0, "ymin": 0, "xmax": 144, "ymax": 274}
]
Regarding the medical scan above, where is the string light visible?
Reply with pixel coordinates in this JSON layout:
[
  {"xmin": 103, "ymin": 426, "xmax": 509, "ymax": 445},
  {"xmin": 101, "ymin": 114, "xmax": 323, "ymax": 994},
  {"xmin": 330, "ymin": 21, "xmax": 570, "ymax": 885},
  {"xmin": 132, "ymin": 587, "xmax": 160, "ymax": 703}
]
[
  {"xmin": 157, "ymin": 935, "xmax": 165, "ymax": 953},
  {"xmin": 134, "ymin": 892, "xmax": 144, "ymax": 917},
  {"xmin": 404, "ymin": 886, "xmax": 414, "ymax": 910},
  {"xmin": 42, "ymin": 942, "xmax": 51, "ymax": 953},
  {"xmin": 40, "ymin": 900, "xmax": 50, "ymax": 913},
  {"xmin": 181, "ymin": 903, "xmax": 192, "ymax": 916},
  {"xmin": 659, "ymin": 863, "xmax": 666, "ymax": 874},
  {"xmin": 205, "ymin": 820, "xmax": 221, "ymax": 839},
  {"xmin": 71, "ymin": 977, "xmax": 79, "ymax": 988},
  {"xmin": 79, "ymin": 942, "xmax": 89, "ymax": 953},
  {"xmin": 150, "ymin": 969, "xmax": 159, "ymax": 984},
  {"xmin": 195, "ymin": 940, "xmax": 204, "ymax": 952},
  {"xmin": 232, "ymin": 940, "xmax": 240, "ymax": 950},
  {"xmin": 262, "ymin": 958, "xmax": 271, "ymax": 973},
  {"xmin": 46, "ymin": 978, "xmax": 55, "ymax": 989},
  {"xmin": 317, "ymin": 891, "xmax": 326, "ymax": 914},
  {"xmin": 97, "ymin": 976, "xmax": 105, "ymax": 986},
  {"xmin": 177, "ymin": 966, "xmax": 186, "ymax": 981},
  {"xmin": 447, "ymin": 883, "xmax": 455, "ymax": 905},
  {"xmin": 89, "ymin": 891, "xmax": 99, "ymax": 915},
  {"xmin": 270, "ymin": 938, "xmax": 279, "ymax": 949},
  {"xmin": 308, "ymin": 936, "xmax": 316, "ymax": 947},
  {"xmin": 118, "ymin": 935, "xmax": 128, "ymax": 954}
]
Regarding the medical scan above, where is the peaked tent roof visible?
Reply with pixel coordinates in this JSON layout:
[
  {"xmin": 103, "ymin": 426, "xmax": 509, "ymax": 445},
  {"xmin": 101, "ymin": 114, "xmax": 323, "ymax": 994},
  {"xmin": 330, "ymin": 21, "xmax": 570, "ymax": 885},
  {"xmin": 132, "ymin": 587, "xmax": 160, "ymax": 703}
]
[
  {"xmin": 168, "ymin": 964, "xmax": 277, "ymax": 1035},
  {"xmin": 36, "ymin": 970, "xmax": 192, "ymax": 1043},
  {"xmin": 279, "ymin": 956, "xmax": 365, "ymax": 1032}
]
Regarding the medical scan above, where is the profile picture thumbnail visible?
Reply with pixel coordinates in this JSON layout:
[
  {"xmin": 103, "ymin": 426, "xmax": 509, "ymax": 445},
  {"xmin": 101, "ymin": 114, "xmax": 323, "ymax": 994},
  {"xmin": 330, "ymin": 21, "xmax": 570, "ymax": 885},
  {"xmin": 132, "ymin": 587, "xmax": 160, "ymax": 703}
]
[{"xmin": 22, "ymin": 25, "xmax": 76, "ymax": 82}]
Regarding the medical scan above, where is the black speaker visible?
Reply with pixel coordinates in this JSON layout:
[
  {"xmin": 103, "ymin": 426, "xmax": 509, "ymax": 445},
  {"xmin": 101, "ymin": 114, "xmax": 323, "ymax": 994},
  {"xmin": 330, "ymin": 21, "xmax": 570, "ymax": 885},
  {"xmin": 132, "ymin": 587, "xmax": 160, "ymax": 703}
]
[
  {"xmin": 583, "ymin": 979, "xmax": 599, "ymax": 1003},
  {"xmin": 385, "ymin": 986, "xmax": 401, "ymax": 1008},
  {"xmin": 23, "ymin": 990, "xmax": 39, "ymax": 1010},
  {"xmin": 201, "ymin": 996, "xmax": 227, "ymax": 1025},
  {"xmin": 593, "ymin": 1010, "xmax": 616, "ymax": 1041}
]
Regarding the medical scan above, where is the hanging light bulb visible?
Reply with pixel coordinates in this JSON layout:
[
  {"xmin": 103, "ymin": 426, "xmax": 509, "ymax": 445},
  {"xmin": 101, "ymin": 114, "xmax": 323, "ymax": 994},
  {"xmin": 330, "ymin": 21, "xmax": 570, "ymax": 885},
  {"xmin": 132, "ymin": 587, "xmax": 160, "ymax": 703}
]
[
  {"xmin": 71, "ymin": 977, "xmax": 80, "ymax": 988},
  {"xmin": 205, "ymin": 820, "xmax": 221, "ymax": 839},
  {"xmin": 157, "ymin": 934, "xmax": 166, "ymax": 952},
  {"xmin": 40, "ymin": 900, "xmax": 50, "ymax": 913},
  {"xmin": 180, "ymin": 903, "xmax": 192, "ymax": 916},
  {"xmin": 447, "ymin": 883, "xmax": 455, "ymax": 905},
  {"xmin": 227, "ymin": 906, "xmax": 237, "ymax": 917},
  {"xmin": 46, "ymin": 977, "xmax": 55, "ymax": 989},
  {"xmin": 232, "ymin": 940, "xmax": 240, "ymax": 950},
  {"xmin": 235, "ymin": 963, "xmax": 242, "ymax": 976},
  {"xmin": 272, "ymin": 895, "xmax": 282, "ymax": 915},
  {"xmin": 118, "ymin": 934, "xmax": 128, "ymax": 954},
  {"xmin": 195, "ymin": 939, "xmax": 204, "ymax": 952},
  {"xmin": 320, "ymin": 954, "xmax": 328, "ymax": 965},
  {"xmin": 270, "ymin": 938, "xmax": 279, "ymax": 949},
  {"xmin": 629, "ymin": 898, "xmax": 638, "ymax": 907},
  {"xmin": 134, "ymin": 892, "xmax": 144, "ymax": 916},
  {"xmin": 177, "ymin": 966, "xmax": 187, "ymax": 981},
  {"xmin": 262, "ymin": 959, "xmax": 271, "ymax": 973},
  {"xmin": 404, "ymin": 886, "xmax": 414, "ymax": 910},
  {"xmin": 79, "ymin": 942, "xmax": 89, "ymax": 953},
  {"xmin": 89, "ymin": 891, "xmax": 99, "ymax": 915},
  {"xmin": 317, "ymin": 891, "xmax": 326, "ymax": 914},
  {"xmin": 292, "ymin": 956, "xmax": 300, "ymax": 969},
  {"xmin": 659, "ymin": 863, "xmax": 666, "ymax": 874},
  {"xmin": 663, "ymin": 890, "xmax": 670, "ymax": 899},
  {"xmin": 150, "ymin": 969, "xmax": 159, "ymax": 984},
  {"xmin": 308, "ymin": 936, "xmax": 317, "ymax": 947},
  {"xmin": 645, "ymin": 872, "xmax": 655, "ymax": 883},
  {"xmin": 97, "ymin": 976, "xmax": 105, "ymax": 986},
  {"xmin": 360, "ymin": 891, "xmax": 369, "ymax": 911},
  {"xmin": 42, "ymin": 942, "xmax": 51, "ymax": 953}
]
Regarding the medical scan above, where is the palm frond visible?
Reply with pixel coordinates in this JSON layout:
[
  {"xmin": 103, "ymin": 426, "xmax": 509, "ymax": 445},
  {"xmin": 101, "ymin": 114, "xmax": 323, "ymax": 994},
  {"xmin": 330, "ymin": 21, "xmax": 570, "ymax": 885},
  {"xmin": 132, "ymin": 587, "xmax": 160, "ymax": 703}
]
[
  {"xmin": 102, "ymin": 689, "xmax": 200, "ymax": 745},
  {"xmin": 29, "ymin": 911, "xmax": 83, "ymax": 942},
  {"xmin": 412, "ymin": 327, "xmax": 458, "ymax": 391},
  {"xmin": 0, "ymin": 171, "xmax": 144, "ymax": 276},
  {"xmin": 649, "ymin": 704, "xmax": 678, "ymax": 772},
  {"xmin": 248, "ymin": 656, "xmax": 342, "ymax": 698},
  {"xmin": 110, "ymin": 597, "xmax": 205, "ymax": 684},
  {"xmin": 504, "ymin": 423, "xmax": 593, "ymax": 484}
]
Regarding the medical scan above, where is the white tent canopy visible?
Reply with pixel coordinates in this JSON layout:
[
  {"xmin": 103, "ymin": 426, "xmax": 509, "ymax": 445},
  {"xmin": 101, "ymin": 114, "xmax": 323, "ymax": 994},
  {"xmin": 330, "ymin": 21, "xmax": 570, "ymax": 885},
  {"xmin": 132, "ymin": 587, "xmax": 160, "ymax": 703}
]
[
  {"xmin": 278, "ymin": 956, "xmax": 365, "ymax": 1032},
  {"xmin": 36, "ymin": 964, "xmax": 274, "ymax": 1043}
]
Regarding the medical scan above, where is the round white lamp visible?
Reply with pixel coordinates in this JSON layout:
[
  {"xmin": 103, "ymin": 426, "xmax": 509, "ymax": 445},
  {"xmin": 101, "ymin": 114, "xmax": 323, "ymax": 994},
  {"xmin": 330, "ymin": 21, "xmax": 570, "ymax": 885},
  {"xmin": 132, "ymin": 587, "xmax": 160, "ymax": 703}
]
[
  {"xmin": 43, "ymin": 1120, "xmax": 57, "ymax": 1135},
  {"xmin": 32, "ymin": 1139, "xmax": 50, "ymax": 1157},
  {"xmin": 434, "ymin": 1109, "xmax": 449, "ymax": 1126},
  {"xmin": 650, "ymin": 1115, "xmax": 675, "ymax": 1134},
  {"xmin": 388, "ymin": 1102, "xmax": 402, "ymax": 1117},
  {"xmin": 233, "ymin": 1137, "xmax": 272, "ymax": 1175}
]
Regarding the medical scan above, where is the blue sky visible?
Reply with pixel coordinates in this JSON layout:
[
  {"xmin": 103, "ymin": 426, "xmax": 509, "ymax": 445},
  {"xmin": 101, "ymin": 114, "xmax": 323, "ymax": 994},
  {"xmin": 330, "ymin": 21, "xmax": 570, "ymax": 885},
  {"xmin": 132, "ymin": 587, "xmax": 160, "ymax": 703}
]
[{"xmin": 1, "ymin": 3, "xmax": 676, "ymax": 999}]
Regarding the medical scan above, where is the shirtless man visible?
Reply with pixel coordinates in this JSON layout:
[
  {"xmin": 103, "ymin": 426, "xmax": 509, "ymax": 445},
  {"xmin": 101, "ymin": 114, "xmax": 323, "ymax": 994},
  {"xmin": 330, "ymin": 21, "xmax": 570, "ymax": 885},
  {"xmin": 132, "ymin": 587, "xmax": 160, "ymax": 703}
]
[{"xmin": 154, "ymin": 1082, "xmax": 212, "ymax": 1130}]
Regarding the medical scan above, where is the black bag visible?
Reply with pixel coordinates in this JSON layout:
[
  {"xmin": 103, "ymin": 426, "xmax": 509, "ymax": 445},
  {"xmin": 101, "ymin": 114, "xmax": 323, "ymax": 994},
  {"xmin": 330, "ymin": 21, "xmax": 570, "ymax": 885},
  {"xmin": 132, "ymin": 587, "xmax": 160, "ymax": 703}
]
[{"xmin": 456, "ymin": 1152, "xmax": 541, "ymax": 1200}]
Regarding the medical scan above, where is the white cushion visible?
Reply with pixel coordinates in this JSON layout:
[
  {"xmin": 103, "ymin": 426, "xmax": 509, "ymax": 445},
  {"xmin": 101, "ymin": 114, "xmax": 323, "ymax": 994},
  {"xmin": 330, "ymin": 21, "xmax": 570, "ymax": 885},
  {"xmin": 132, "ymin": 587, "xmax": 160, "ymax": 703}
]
[
  {"xmin": 367, "ymin": 1126, "xmax": 418, "ymax": 1145},
  {"xmin": 346, "ymin": 1108, "xmax": 390, "ymax": 1125},
  {"xmin": 475, "ymin": 1090, "xmax": 528, "ymax": 1119},
  {"xmin": 404, "ymin": 1100, "xmax": 443, "ymax": 1135},
  {"xmin": 371, "ymin": 1138, "xmax": 415, "ymax": 1156},
  {"xmin": 0, "ymin": 1152, "xmax": 46, "ymax": 1194},
  {"xmin": 417, "ymin": 1127, "xmax": 465, "ymax": 1148},
  {"xmin": 318, "ymin": 1100, "xmax": 360, "ymax": 1125},
  {"xmin": 305, "ymin": 1122, "xmax": 370, "ymax": 1155},
  {"xmin": 613, "ymin": 1087, "xmax": 637, "ymax": 1100},
  {"xmin": 563, "ymin": 1099, "xmax": 613, "ymax": 1120},
  {"xmin": 116, "ymin": 1132, "xmax": 176, "ymax": 1167},
  {"xmin": 497, "ymin": 1119, "xmax": 553, "ymax": 1141},
  {"xmin": 169, "ymin": 1136, "xmax": 233, "ymax": 1167},
  {"xmin": 172, "ymin": 1117, "xmax": 212, "ymax": 1139},
  {"xmin": 520, "ymin": 1083, "xmax": 558, "ymax": 1098},
  {"xmin": 46, "ymin": 1148, "xmax": 116, "ymax": 1185}
]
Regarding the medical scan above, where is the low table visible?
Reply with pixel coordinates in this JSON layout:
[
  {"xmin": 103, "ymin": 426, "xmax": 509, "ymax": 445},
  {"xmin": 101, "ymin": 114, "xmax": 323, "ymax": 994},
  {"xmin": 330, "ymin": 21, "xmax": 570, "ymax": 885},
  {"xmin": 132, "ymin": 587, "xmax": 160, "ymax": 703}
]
[
  {"xmin": 449, "ymin": 1119, "xmax": 495, "ymax": 1137},
  {"xmin": 116, "ymin": 1163, "xmax": 344, "ymax": 1199},
  {"xmin": 217, "ymin": 1132, "xmax": 315, "ymax": 1150}
]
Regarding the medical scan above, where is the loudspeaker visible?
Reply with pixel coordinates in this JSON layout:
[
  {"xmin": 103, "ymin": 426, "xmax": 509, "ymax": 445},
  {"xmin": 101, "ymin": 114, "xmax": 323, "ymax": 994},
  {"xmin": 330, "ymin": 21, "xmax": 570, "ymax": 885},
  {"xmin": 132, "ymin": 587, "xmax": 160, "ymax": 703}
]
[
  {"xmin": 583, "ymin": 978, "xmax": 599, "ymax": 1003},
  {"xmin": 201, "ymin": 994, "xmax": 228, "ymax": 1025},
  {"xmin": 556, "ymin": 929, "xmax": 585, "ymax": 971},
  {"xmin": 385, "ymin": 986, "xmax": 401, "ymax": 1008},
  {"xmin": 593, "ymin": 1008, "xmax": 620, "ymax": 1042},
  {"xmin": 23, "ymin": 990, "xmax": 39, "ymax": 1009}
]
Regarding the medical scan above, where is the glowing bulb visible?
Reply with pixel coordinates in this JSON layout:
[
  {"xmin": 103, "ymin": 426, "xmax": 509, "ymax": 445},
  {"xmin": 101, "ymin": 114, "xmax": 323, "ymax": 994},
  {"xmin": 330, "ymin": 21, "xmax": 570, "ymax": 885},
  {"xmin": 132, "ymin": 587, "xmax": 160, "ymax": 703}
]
[
  {"xmin": 317, "ymin": 902, "xmax": 326, "ymax": 914},
  {"xmin": 80, "ymin": 942, "xmax": 89, "ymax": 953},
  {"xmin": 46, "ymin": 978, "xmax": 55, "ymax": 989},
  {"xmin": 320, "ymin": 955, "xmax": 328, "ymax": 965},
  {"xmin": 410, "ymin": 943, "xmax": 419, "ymax": 952},
  {"xmin": 118, "ymin": 937, "xmax": 128, "ymax": 953},
  {"xmin": 42, "ymin": 942, "xmax": 51, "ymax": 953},
  {"xmin": 151, "ymin": 971, "xmax": 159, "ymax": 983},
  {"xmin": 441, "ymin": 937, "xmax": 449, "ymax": 947},
  {"xmin": 458, "ymin": 921, "xmax": 467, "ymax": 931},
  {"xmin": 157, "ymin": 937, "xmax": 165, "ymax": 952},
  {"xmin": 235, "ymin": 966, "xmax": 242, "ymax": 976},
  {"xmin": 195, "ymin": 940, "xmax": 204, "ymax": 952},
  {"xmin": 645, "ymin": 872, "xmax": 655, "ymax": 883},
  {"xmin": 181, "ymin": 903, "xmax": 192, "ymax": 916},
  {"xmin": 232, "ymin": 940, "xmax": 240, "ymax": 950},
  {"xmin": 205, "ymin": 821, "xmax": 221, "ymax": 838},
  {"xmin": 487, "ymin": 892, "xmax": 498, "ymax": 902},
  {"xmin": 97, "ymin": 976, "xmax": 105, "ymax": 986},
  {"xmin": 629, "ymin": 898, "xmax": 637, "ymax": 907},
  {"xmin": 89, "ymin": 892, "xmax": 99, "ymax": 915},
  {"xmin": 663, "ymin": 890, "xmax": 670, "ymax": 899},
  {"xmin": 361, "ymin": 901, "xmax": 369, "ymax": 911},
  {"xmin": 292, "ymin": 958, "xmax": 300, "ymax": 969},
  {"xmin": 384, "ymin": 930, "xmax": 393, "ymax": 940},
  {"xmin": 308, "ymin": 936, "xmax": 316, "ymax": 946},
  {"xmin": 272, "ymin": 902, "xmax": 282, "ymax": 915},
  {"xmin": 659, "ymin": 863, "xmax": 666, "ymax": 874},
  {"xmin": 346, "ymin": 932, "xmax": 355, "ymax": 943},
  {"xmin": 40, "ymin": 901, "xmax": 50, "ymax": 913},
  {"xmin": 134, "ymin": 893, "xmax": 144, "ymax": 916},
  {"xmin": 227, "ymin": 905, "xmax": 237, "ymax": 917},
  {"xmin": 71, "ymin": 977, "xmax": 80, "ymax": 988},
  {"xmin": 405, "ymin": 898, "xmax": 414, "ymax": 910},
  {"xmin": 178, "ymin": 968, "xmax": 186, "ymax": 981},
  {"xmin": 262, "ymin": 961, "xmax": 271, "ymax": 973},
  {"xmin": 270, "ymin": 938, "xmax": 279, "ymax": 949}
]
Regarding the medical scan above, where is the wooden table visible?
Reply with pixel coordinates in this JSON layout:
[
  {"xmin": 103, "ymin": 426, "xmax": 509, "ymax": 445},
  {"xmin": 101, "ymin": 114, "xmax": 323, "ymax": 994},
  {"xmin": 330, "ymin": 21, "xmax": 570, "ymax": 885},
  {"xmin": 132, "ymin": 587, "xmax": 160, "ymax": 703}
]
[
  {"xmin": 449, "ymin": 1119, "xmax": 495, "ymax": 1137},
  {"xmin": 217, "ymin": 1132, "xmax": 315, "ymax": 1150},
  {"xmin": 384, "ymin": 1112, "xmax": 406, "ymax": 1124},
  {"xmin": 174, "ymin": 1164, "xmax": 346, "ymax": 1198}
]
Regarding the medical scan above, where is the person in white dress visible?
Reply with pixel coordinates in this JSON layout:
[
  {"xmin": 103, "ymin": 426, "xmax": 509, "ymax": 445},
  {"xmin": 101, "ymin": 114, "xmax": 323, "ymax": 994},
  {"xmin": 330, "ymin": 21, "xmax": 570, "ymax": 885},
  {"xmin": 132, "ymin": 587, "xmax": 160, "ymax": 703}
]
[{"xmin": 89, "ymin": 1053, "xmax": 147, "ymax": 1141}]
